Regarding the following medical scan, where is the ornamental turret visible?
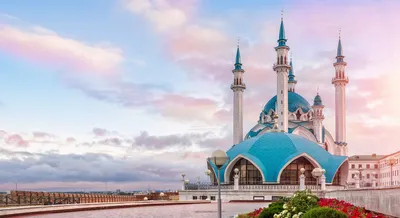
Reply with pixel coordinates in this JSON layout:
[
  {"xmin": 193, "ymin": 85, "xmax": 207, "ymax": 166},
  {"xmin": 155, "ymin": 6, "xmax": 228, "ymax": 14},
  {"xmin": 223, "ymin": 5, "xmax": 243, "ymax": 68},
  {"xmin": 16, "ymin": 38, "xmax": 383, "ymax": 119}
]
[
  {"xmin": 332, "ymin": 31, "xmax": 349, "ymax": 156},
  {"xmin": 231, "ymin": 45, "xmax": 246, "ymax": 145},
  {"xmin": 312, "ymin": 93, "xmax": 325, "ymax": 144},
  {"xmin": 288, "ymin": 54, "xmax": 297, "ymax": 92},
  {"xmin": 273, "ymin": 14, "xmax": 290, "ymax": 132}
]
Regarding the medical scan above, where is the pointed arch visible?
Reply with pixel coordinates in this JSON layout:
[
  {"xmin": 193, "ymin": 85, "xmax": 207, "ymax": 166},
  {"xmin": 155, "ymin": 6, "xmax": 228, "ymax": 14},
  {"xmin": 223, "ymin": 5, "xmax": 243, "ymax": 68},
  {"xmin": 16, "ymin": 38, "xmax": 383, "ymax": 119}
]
[
  {"xmin": 277, "ymin": 153, "xmax": 322, "ymax": 184},
  {"xmin": 331, "ymin": 158, "xmax": 349, "ymax": 185},
  {"xmin": 224, "ymin": 154, "xmax": 266, "ymax": 184}
]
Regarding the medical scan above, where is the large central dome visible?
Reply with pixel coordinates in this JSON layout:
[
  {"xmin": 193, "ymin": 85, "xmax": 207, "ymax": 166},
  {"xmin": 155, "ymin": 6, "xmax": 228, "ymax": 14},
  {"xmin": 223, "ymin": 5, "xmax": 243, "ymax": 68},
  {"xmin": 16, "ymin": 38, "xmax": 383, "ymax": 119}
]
[{"xmin": 263, "ymin": 92, "xmax": 312, "ymax": 113}]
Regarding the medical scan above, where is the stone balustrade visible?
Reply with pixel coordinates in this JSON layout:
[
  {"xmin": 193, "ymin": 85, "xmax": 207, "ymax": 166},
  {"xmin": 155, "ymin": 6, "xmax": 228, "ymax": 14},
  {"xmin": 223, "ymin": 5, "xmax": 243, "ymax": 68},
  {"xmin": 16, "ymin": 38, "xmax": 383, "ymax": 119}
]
[
  {"xmin": 324, "ymin": 186, "xmax": 400, "ymax": 217},
  {"xmin": 0, "ymin": 191, "xmax": 179, "ymax": 206}
]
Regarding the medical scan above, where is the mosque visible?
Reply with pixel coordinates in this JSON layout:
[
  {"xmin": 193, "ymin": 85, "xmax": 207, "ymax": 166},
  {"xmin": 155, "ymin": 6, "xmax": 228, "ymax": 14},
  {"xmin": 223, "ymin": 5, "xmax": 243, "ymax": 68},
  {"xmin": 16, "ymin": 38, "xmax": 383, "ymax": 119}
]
[{"xmin": 180, "ymin": 17, "xmax": 350, "ymax": 201}]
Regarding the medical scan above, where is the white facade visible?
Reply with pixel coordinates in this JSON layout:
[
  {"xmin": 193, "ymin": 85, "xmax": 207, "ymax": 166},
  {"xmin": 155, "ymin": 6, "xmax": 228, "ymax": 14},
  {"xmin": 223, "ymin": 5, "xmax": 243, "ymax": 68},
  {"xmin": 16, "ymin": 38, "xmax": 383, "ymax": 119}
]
[{"xmin": 347, "ymin": 152, "xmax": 400, "ymax": 188}]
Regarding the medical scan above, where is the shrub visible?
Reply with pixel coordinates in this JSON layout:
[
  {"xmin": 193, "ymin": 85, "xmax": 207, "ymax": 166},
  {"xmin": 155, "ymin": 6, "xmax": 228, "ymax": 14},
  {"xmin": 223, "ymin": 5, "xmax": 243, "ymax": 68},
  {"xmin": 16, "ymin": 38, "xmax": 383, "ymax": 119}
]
[
  {"xmin": 303, "ymin": 207, "xmax": 347, "ymax": 218},
  {"xmin": 274, "ymin": 190, "xmax": 319, "ymax": 218},
  {"xmin": 259, "ymin": 201, "xmax": 284, "ymax": 218}
]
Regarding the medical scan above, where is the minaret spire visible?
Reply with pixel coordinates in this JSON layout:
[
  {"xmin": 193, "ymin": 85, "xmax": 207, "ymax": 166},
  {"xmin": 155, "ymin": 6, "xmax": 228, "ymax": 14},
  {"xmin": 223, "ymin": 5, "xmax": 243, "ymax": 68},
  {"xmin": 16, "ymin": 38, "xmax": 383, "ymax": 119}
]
[
  {"xmin": 278, "ymin": 9, "xmax": 287, "ymax": 46},
  {"xmin": 332, "ymin": 30, "xmax": 349, "ymax": 156},
  {"xmin": 288, "ymin": 52, "xmax": 297, "ymax": 92},
  {"xmin": 231, "ymin": 40, "xmax": 246, "ymax": 145},
  {"xmin": 273, "ymin": 11, "xmax": 290, "ymax": 132}
]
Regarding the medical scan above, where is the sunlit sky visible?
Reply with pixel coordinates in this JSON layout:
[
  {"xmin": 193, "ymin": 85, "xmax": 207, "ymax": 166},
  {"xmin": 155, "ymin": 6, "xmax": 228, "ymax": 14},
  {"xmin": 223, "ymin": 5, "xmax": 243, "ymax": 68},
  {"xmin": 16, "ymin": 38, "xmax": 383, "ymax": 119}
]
[{"xmin": 0, "ymin": 0, "xmax": 399, "ymax": 191}]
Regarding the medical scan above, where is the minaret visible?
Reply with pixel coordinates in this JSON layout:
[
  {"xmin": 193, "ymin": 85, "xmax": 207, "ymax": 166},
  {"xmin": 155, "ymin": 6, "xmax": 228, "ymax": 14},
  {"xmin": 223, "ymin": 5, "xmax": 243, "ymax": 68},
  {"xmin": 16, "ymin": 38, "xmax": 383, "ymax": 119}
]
[
  {"xmin": 332, "ymin": 31, "xmax": 349, "ymax": 155},
  {"xmin": 288, "ymin": 53, "xmax": 297, "ymax": 92},
  {"xmin": 273, "ymin": 13, "xmax": 290, "ymax": 132},
  {"xmin": 312, "ymin": 93, "xmax": 325, "ymax": 144},
  {"xmin": 231, "ymin": 44, "xmax": 246, "ymax": 145}
]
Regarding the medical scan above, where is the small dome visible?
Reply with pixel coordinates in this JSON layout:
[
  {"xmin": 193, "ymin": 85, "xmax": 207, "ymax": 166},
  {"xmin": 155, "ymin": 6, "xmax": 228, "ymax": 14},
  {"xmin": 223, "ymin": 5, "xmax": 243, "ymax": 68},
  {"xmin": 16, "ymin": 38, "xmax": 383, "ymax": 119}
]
[
  {"xmin": 222, "ymin": 132, "xmax": 346, "ymax": 183},
  {"xmin": 263, "ymin": 92, "xmax": 312, "ymax": 113},
  {"xmin": 313, "ymin": 94, "xmax": 323, "ymax": 106}
]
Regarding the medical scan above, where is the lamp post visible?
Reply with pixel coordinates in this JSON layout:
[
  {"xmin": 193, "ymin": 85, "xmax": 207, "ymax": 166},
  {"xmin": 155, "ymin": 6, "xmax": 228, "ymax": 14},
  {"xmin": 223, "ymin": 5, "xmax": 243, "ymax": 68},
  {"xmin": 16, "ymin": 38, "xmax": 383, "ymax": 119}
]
[
  {"xmin": 181, "ymin": 173, "xmax": 186, "ymax": 191},
  {"xmin": 386, "ymin": 158, "xmax": 397, "ymax": 186},
  {"xmin": 205, "ymin": 169, "xmax": 211, "ymax": 200},
  {"xmin": 208, "ymin": 150, "xmax": 229, "ymax": 218}
]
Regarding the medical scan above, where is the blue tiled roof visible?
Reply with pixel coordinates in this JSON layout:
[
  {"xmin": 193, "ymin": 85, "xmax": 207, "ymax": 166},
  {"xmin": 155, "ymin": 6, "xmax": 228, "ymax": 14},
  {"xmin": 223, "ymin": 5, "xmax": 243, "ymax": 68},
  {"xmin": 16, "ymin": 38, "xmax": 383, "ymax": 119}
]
[
  {"xmin": 234, "ymin": 46, "xmax": 242, "ymax": 70},
  {"xmin": 263, "ymin": 92, "xmax": 312, "ymax": 113},
  {"xmin": 215, "ymin": 132, "xmax": 346, "ymax": 184},
  {"xmin": 278, "ymin": 20, "xmax": 287, "ymax": 46}
]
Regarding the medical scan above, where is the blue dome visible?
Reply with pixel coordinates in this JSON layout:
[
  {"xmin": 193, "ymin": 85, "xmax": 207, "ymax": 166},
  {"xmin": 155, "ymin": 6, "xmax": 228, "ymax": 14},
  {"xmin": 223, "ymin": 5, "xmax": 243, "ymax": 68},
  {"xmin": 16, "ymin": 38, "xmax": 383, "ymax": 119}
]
[
  {"xmin": 263, "ymin": 92, "xmax": 312, "ymax": 113},
  {"xmin": 313, "ymin": 94, "xmax": 323, "ymax": 106},
  {"xmin": 210, "ymin": 132, "xmax": 346, "ymax": 183}
]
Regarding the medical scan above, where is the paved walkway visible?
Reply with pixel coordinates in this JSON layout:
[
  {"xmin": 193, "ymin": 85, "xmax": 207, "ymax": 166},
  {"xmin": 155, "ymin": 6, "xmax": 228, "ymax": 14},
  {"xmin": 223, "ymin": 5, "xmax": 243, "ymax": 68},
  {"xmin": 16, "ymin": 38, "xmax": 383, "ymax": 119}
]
[{"xmin": 0, "ymin": 200, "xmax": 211, "ymax": 217}]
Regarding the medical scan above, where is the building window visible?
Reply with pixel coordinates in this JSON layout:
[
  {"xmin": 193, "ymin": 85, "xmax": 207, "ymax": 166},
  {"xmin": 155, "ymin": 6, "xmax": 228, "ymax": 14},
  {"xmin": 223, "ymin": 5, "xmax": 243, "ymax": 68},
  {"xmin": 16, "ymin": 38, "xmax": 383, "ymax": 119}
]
[
  {"xmin": 358, "ymin": 164, "xmax": 362, "ymax": 169},
  {"xmin": 280, "ymin": 157, "xmax": 317, "ymax": 185},
  {"xmin": 366, "ymin": 164, "xmax": 370, "ymax": 169},
  {"xmin": 281, "ymin": 101, "xmax": 283, "ymax": 104},
  {"xmin": 375, "ymin": 174, "xmax": 378, "ymax": 179},
  {"xmin": 281, "ymin": 112, "xmax": 283, "ymax": 115},
  {"xmin": 192, "ymin": 196, "xmax": 198, "ymax": 200},
  {"xmin": 281, "ymin": 90, "xmax": 283, "ymax": 94},
  {"xmin": 367, "ymin": 174, "xmax": 370, "ymax": 179},
  {"xmin": 351, "ymin": 164, "xmax": 355, "ymax": 169},
  {"xmin": 210, "ymin": 196, "xmax": 216, "ymax": 201},
  {"xmin": 229, "ymin": 158, "xmax": 263, "ymax": 185},
  {"xmin": 374, "ymin": 164, "xmax": 378, "ymax": 169},
  {"xmin": 352, "ymin": 174, "xmax": 355, "ymax": 178}
]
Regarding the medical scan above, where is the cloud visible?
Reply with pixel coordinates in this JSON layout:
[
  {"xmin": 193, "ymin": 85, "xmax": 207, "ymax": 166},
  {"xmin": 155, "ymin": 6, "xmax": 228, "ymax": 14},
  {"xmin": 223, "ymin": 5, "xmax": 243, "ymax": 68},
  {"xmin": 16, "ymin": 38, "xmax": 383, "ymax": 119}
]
[
  {"xmin": 32, "ymin": 131, "xmax": 54, "ymax": 138},
  {"xmin": 66, "ymin": 137, "xmax": 77, "ymax": 144},
  {"xmin": 4, "ymin": 134, "xmax": 29, "ymax": 147},
  {"xmin": 0, "ymin": 24, "xmax": 125, "ymax": 76},
  {"xmin": 92, "ymin": 128, "xmax": 110, "ymax": 137}
]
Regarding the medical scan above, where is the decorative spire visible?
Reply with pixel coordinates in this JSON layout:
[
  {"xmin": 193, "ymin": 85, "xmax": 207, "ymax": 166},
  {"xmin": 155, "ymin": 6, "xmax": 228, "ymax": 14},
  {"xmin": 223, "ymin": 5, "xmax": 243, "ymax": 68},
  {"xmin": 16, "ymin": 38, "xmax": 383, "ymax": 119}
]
[
  {"xmin": 269, "ymin": 112, "xmax": 281, "ymax": 132},
  {"xmin": 234, "ymin": 38, "xmax": 242, "ymax": 70},
  {"xmin": 337, "ymin": 29, "xmax": 343, "ymax": 57},
  {"xmin": 288, "ymin": 53, "xmax": 296, "ymax": 81},
  {"xmin": 278, "ymin": 9, "xmax": 287, "ymax": 46}
]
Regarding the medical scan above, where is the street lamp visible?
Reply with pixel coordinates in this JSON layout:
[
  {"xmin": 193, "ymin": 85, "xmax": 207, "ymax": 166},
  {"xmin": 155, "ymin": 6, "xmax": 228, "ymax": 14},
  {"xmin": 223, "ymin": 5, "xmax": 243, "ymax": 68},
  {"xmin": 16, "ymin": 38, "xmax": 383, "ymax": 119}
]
[
  {"xmin": 386, "ymin": 158, "xmax": 397, "ymax": 186},
  {"xmin": 208, "ymin": 149, "xmax": 229, "ymax": 218},
  {"xmin": 312, "ymin": 168, "xmax": 324, "ymax": 187},
  {"xmin": 205, "ymin": 169, "xmax": 211, "ymax": 200}
]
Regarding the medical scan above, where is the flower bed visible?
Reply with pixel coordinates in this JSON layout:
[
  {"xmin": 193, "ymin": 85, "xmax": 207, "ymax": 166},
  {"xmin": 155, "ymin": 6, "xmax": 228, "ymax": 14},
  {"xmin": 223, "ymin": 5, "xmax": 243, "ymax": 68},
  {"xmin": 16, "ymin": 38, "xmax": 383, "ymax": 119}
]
[
  {"xmin": 318, "ymin": 198, "xmax": 387, "ymax": 218},
  {"xmin": 238, "ymin": 190, "xmax": 389, "ymax": 218}
]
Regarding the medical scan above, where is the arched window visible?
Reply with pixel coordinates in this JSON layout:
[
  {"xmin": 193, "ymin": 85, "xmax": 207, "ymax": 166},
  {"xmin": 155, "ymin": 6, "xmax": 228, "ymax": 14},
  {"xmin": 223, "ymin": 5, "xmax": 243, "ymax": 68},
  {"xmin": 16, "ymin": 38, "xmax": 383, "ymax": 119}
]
[
  {"xmin": 229, "ymin": 158, "xmax": 263, "ymax": 185},
  {"xmin": 284, "ymin": 56, "xmax": 287, "ymax": 64},
  {"xmin": 280, "ymin": 56, "xmax": 283, "ymax": 65},
  {"xmin": 296, "ymin": 110, "xmax": 302, "ymax": 120},
  {"xmin": 280, "ymin": 157, "xmax": 317, "ymax": 185}
]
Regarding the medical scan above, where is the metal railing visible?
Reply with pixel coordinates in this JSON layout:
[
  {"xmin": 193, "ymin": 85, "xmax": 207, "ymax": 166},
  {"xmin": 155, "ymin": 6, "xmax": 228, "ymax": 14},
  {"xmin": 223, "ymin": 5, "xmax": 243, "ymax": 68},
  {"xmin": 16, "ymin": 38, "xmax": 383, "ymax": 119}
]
[{"xmin": 184, "ymin": 183, "xmax": 330, "ymax": 191}]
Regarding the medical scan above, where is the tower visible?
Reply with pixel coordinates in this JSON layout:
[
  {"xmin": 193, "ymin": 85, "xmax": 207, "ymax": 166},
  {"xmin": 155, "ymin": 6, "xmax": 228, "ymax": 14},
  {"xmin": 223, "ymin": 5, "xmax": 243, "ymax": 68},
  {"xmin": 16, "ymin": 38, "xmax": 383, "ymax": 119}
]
[
  {"xmin": 332, "ymin": 32, "xmax": 349, "ymax": 155},
  {"xmin": 231, "ymin": 45, "xmax": 246, "ymax": 145},
  {"xmin": 288, "ymin": 54, "xmax": 297, "ymax": 92},
  {"xmin": 312, "ymin": 93, "xmax": 325, "ymax": 144},
  {"xmin": 273, "ymin": 15, "xmax": 290, "ymax": 132}
]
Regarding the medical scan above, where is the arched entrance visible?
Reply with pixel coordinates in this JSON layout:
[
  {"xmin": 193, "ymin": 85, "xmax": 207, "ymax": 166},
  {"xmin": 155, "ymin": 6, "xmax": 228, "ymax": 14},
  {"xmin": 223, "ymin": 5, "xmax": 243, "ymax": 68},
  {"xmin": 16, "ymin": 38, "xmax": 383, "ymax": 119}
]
[
  {"xmin": 229, "ymin": 158, "xmax": 263, "ymax": 185},
  {"xmin": 279, "ymin": 157, "xmax": 317, "ymax": 185}
]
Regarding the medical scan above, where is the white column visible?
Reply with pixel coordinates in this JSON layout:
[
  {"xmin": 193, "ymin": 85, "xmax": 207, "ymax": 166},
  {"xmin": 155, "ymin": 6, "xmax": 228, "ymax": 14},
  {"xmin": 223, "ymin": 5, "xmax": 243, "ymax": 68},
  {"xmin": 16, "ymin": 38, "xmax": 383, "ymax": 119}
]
[
  {"xmin": 355, "ymin": 175, "xmax": 360, "ymax": 189},
  {"xmin": 233, "ymin": 90, "xmax": 244, "ymax": 144},
  {"xmin": 299, "ymin": 168, "xmax": 305, "ymax": 191},
  {"xmin": 277, "ymin": 71, "xmax": 288, "ymax": 132},
  {"xmin": 321, "ymin": 174, "xmax": 326, "ymax": 191},
  {"xmin": 234, "ymin": 168, "xmax": 240, "ymax": 191}
]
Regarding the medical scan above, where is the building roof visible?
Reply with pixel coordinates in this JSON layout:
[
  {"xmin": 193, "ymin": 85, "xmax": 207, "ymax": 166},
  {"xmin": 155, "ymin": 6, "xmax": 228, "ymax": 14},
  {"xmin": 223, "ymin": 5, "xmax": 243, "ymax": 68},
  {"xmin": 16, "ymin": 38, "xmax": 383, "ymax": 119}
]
[
  {"xmin": 263, "ymin": 91, "xmax": 312, "ymax": 113},
  {"xmin": 348, "ymin": 154, "xmax": 385, "ymax": 161},
  {"xmin": 213, "ymin": 132, "xmax": 347, "ymax": 183}
]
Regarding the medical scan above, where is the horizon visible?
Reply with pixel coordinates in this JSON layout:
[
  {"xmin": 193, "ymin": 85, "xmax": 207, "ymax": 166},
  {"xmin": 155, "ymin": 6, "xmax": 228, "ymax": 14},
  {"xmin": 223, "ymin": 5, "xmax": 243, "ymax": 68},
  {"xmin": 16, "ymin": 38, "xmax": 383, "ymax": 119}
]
[{"xmin": 1, "ymin": 0, "xmax": 399, "ymax": 192}]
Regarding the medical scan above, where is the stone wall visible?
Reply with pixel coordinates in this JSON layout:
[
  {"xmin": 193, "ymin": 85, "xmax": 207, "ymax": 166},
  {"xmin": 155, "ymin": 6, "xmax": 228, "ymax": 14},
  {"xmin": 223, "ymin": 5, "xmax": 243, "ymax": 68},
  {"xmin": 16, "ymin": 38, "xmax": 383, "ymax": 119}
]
[{"xmin": 325, "ymin": 187, "xmax": 400, "ymax": 217}]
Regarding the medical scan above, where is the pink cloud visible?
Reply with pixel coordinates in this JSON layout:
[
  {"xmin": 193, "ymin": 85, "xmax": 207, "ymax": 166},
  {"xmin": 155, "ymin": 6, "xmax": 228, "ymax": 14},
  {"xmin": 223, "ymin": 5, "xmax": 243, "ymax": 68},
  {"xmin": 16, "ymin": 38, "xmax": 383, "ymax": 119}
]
[
  {"xmin": 5, "ymin": 134, "xmax": 29, "ymax": 147},
  {"xmin": 0, "ymin": 24, "xmax": 125, "ymax": 76}
]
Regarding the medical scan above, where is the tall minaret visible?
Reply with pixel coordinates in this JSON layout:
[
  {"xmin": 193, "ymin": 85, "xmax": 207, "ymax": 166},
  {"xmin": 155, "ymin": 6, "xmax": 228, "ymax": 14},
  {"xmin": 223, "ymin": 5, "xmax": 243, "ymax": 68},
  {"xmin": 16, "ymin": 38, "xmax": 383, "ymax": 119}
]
[
  {"xmin": 231, "ymin": 44, "xmax": 246, "ymax": 145},
  {"xmin": 332, "ymin": 31, "xmax": 349, "ymax": 155},
  {"xmin": 273, "ymin": 14, "xmax": 290, "ymax": 132},
  {"xmin": 288, "ymin": 54, "xmax": 297, "ymax": 92},
  {"xmin": 312, "ymin": 93, "xmax": 325, "ymax": 144}
]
